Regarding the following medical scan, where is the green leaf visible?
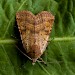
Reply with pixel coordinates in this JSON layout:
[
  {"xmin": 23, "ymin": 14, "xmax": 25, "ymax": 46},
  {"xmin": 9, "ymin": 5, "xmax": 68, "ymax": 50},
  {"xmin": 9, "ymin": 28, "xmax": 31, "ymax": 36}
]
[{"xmin": 0, "ymin": 0, "xmax": 75, "ymax": 75}]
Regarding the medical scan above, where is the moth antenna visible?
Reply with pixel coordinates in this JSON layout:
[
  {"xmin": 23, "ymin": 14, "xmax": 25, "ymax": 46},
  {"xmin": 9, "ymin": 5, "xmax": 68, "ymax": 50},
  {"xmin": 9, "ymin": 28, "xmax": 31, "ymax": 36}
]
[{"xmin": 15, "ymin": 45, "xmax": 32, "ymax": 61}]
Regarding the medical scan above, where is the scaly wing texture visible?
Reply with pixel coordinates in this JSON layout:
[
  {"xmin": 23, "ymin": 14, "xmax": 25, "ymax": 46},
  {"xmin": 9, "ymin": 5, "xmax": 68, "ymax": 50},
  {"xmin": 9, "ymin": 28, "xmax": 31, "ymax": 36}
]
[
  {"xmin": 16, "ymin": 11, "xmax": 35, "ymax": 52},
  {"xmin": 16, "ymin": 11, "xmax": 54, "ymax": 62}
]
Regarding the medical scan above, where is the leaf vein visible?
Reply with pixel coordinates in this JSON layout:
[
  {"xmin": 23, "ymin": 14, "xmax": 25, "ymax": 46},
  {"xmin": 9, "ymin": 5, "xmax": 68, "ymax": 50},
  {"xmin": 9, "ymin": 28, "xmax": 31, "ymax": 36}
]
[{"xmin": 3, "ymin": 0, "xmax": 27, "ymax": 38}]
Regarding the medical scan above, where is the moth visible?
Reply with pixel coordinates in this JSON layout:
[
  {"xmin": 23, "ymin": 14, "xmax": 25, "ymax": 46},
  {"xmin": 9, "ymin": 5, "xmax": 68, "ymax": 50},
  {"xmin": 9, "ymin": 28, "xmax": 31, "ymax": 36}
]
[{"xmin": 16, "ymin": 10, "xmax": 54, "ymax": 63}]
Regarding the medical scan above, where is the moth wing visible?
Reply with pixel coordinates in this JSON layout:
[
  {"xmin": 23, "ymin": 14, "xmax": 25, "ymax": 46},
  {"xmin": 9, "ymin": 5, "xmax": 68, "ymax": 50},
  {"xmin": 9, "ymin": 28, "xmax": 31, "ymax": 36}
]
[
  {"xmin": 16, "ymin": 11, "xmax": 54, "ymax": 62},
  {"xmin": 16, "ymin": 11, "xmax": 35, "ymax": 53},
  {"xmin": 16, "ymin": 11, "xmax": 34, "ymax": 31},
  {"xmin": 36, "ymin": 11, "xmax": 54, "ymax": 53}
]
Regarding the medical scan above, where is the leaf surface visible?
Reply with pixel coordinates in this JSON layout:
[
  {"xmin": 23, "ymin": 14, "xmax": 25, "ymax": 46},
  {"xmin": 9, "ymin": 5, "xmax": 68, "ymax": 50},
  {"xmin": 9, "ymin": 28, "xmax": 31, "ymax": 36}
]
[{"xmin": 0, "ymin": 0, "xmax": 75, "ymax": 75}]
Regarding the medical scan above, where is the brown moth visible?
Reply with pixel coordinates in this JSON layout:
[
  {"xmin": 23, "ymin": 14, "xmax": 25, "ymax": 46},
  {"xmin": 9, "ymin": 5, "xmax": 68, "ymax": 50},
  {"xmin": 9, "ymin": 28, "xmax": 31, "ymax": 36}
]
[{"xmin": 16, "ymin": 10, "xmax": 54, "ymax": 63}]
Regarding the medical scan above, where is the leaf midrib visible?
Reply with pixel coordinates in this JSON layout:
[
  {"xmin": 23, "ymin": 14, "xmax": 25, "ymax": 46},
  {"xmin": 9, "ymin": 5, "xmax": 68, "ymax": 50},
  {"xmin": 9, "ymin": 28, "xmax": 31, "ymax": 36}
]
[{"xmin": 0, "ymin": 37, "xmax": 75, "ymax": 44}]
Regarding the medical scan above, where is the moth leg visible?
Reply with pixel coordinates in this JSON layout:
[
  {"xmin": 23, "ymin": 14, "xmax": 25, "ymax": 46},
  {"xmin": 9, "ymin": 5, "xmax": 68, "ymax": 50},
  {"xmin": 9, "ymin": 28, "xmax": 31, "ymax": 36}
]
[
  {"xmin": 11, "ymin": 34, "xmax": 17, "ymax": 39},
  {"xmin": 37, "ymin": 58, "xmax": 47, "ymax": 65}
]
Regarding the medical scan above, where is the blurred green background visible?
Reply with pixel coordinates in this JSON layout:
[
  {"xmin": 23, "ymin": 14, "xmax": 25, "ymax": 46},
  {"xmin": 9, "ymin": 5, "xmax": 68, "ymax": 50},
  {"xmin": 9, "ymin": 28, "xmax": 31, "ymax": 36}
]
[{"xmin": 0, "ymin": 0, "xmax": 75, "ymax": 75}]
